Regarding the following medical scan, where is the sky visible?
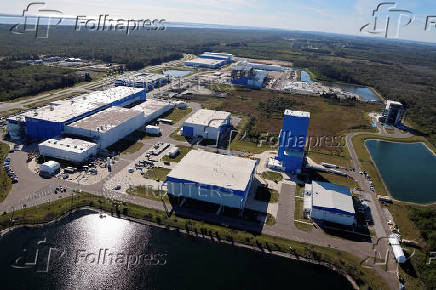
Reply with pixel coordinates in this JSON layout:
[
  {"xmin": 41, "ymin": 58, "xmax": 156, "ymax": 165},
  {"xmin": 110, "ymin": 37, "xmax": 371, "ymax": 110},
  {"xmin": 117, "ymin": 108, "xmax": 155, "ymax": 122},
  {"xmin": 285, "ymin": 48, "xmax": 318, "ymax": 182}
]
[{"xmin": 1, "ymin": 0, "xmax": 436, "ymax": 43}]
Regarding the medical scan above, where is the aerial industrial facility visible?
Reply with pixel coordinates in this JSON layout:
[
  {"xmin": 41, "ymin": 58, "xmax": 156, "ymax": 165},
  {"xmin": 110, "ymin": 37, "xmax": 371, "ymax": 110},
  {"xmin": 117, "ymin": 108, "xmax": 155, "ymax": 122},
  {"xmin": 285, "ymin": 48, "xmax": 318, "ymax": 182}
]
[
  {"xmin": 269, "ymin": 110, "xmax": 310, "ymax": 173},
  {"xmin": 304, "ymin": 181, "xmax": 355, "ymax": 226},
  {"xmin": 165, "ymin": 150, "xmax": 257, "ymax": 209},
  {"xmin": 7, "ymin": 87, "xmax": 145, "ymax": 140},
  {"xmin": 182, "ymin": 109, "xmax": 231, "ymax": 140}
]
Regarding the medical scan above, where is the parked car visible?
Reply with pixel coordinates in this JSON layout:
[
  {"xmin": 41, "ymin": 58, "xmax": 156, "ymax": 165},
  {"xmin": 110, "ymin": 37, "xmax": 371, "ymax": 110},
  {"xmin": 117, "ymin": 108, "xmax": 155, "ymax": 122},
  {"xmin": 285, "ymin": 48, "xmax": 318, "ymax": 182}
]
[{"xmin": 113, "ymin": 185, "xmax": 121, "ymax": 190}]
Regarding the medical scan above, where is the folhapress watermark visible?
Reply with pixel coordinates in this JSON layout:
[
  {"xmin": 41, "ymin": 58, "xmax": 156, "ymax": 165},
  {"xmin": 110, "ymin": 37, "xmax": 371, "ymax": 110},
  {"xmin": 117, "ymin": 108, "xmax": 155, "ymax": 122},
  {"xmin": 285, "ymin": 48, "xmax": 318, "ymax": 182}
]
[
  {"xmin": 360, "ymin": 2, "xmax": 436, "ymax": 39},
  {"xmin": 9, "ymin": 2, "xmax": 166, "ymax": 38},
  {"xmin": 11, "ymin": 237, "xmax": 167, "ymax": 272},
  {"xmin": 75, "ymin": 249, "xmax": 167, "ymax": 269}
]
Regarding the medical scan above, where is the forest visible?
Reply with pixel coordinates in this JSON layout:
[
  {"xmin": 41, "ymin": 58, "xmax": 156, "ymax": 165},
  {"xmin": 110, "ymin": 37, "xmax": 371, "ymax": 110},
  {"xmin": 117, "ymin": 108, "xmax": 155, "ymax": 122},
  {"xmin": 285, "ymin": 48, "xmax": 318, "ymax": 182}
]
[{"xmin": 0, "ymin": 24, "xmax": 435, "ymax": 147}]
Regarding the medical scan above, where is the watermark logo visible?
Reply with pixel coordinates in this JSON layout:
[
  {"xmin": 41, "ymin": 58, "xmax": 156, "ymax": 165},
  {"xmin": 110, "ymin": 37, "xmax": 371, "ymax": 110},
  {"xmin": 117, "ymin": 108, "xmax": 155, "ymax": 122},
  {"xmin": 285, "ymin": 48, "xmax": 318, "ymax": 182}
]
[
  {"xmin": 360, "ymin": 2, "xmax": 414, "ymax": 38},
  {"xmin": 10, "ymin": 2, "xmax": 64, "ymax": 38},
  {"xmin": 11, "ymin": 237, "xmax": 168, "ymax": 272},
  {"xmin": 11, "ymin": 237, "xmax": 65, "ymax": 272},
  {"xmin": 360, "ymin": 2, "xmax": 436, "ymax": 38},
  {"xmin": 9, "ymin": 2, "xmax": 166, "ymax": 38}
]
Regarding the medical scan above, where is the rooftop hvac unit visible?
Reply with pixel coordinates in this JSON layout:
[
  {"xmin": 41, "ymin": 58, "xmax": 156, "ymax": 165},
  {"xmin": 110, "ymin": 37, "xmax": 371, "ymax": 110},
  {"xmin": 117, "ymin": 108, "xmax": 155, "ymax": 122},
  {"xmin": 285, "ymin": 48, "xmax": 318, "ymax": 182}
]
[
  {"xmin": 74, "ymin": 145, "xmax": 77, "ymax": 148},
  {"xmin": 49, "ymin": 105, "xmax": 54, "ymax": 111},
  {"xmin": 33, "ymin": 109, "xmax": 38, "ymax": 116}
]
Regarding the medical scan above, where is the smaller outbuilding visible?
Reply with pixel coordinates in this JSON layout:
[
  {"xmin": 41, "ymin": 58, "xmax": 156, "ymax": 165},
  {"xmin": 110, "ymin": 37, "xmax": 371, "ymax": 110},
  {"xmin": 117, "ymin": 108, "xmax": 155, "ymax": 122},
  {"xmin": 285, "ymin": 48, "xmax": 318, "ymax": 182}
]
[
  {"xmin": 39, "ymin": 161, "xmax": 60, "ymax": 177},
  {"xmin": 39, "ymin": 138, "xmax": 98, "ymax": 164},
  {"xmin": 305, "ymin": 181, "xmax": 355, "ymax": 226},
  {"xmin": 182, "ymin": 109, "xmax": 231, "ymax": 140}
]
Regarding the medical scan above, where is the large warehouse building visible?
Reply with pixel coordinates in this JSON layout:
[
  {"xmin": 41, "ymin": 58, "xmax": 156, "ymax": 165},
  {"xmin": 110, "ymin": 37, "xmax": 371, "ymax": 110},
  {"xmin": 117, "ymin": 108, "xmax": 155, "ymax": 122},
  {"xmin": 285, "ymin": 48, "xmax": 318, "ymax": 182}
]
[
  {"xmin": 114, "ymin": 73, "xmax": 169, "ymax": 91},
  {"xmin": 64, "ymin": 107, "xmax": 144, "ymax": 149},
  {"xmin": 199, "ymin": 52, "xmax": 233, "ymax": 63},
  {"xmin": 39, "ymin": 138, "xmax": 98, "ymax": 164},
  {"xmin": 273, "ymin": 110, "xmax": 310, "ymax": 173},
  {"xmin": 182, "ymin": 109, "xmax": 231, "ymax": 140},
  {"xmin": 184, "ymin": 58, "xmax": 226, "ymax": 69},
  {"xmin": 304, "ymin": 181, "xmax": 355, "ymax": 226},
  {"xmin": 7, "ymin": 87, "xmax": 145, "ymax": 140},
  {"xmin": 131, "ymin": 99, "xmax": 174, "ymax": 124},
  {"xmin": 165, "ymin": 150, "xmax": 257, "ymax": 209}
]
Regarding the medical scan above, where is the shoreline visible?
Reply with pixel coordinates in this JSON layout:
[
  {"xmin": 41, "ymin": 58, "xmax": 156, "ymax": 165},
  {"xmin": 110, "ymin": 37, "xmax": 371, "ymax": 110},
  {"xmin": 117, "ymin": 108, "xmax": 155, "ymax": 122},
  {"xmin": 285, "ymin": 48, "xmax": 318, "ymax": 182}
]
[
  {"xmin": 363, "ymin": 138, "xmax": 436, "ymax": 206},
  {"xmin": 0, "ymin": 206, "xmax": 359, "ymax": 290}
]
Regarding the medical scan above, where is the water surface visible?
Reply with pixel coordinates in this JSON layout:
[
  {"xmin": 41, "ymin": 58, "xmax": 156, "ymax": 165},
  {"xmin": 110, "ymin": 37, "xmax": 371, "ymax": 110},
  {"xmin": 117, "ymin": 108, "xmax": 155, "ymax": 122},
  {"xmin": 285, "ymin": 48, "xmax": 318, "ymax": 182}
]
[
  {"xmin": 0, "ymin": 211, "xmax": 353, "ymax": 290},
  {"xmin": 365, "ymin": 140, "xmax": 436, "ymax": 203}
]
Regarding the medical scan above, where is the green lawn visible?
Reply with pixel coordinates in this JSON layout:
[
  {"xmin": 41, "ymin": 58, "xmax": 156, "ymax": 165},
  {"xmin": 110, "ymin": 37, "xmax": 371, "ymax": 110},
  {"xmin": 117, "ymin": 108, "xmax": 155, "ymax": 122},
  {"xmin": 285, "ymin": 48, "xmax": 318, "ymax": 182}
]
[
  {"xmin": 144, "ymin": 167, "xmax": 171, "ymax": 181},
  {"xmin": 0, "ymin": 141, "xmax": 12, "ymax": 202},
  {"xmin": 162, "ymin": 107, "xmax": 192, "ymax": 123},
  {"xmin": 261, "ymin": 171, "xmax": 283, "ymax": 182},
  {"xmin": 106, "ymin": 130, "xmax": 146, "ymax": 154},
  {"xmin": 169, "ymin": 126, "xmax": 190, "ymax": 142},
  {"xmin": 162, "ymin": 145, "xmax": 192, "ymax": 162},
  {"xmin": 126, "ymin": 185, "xmax": 168, "ymax": 202},
  {"xmin": 254, "ymin": 186, "xmax": 279, "ymax": 203},
  {"xmin": 308, "ymin": 150, "xmax": 352, "ymax": 168}
]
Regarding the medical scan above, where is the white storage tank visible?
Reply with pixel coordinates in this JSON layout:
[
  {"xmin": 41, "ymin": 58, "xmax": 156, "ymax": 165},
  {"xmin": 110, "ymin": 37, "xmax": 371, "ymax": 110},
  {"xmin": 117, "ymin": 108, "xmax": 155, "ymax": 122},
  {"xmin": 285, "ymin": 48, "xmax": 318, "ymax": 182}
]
[
  {"xmin": 168, "ymin": 147, "xmax": 180, "ymax": 158},
  {"xmin": 146, "ymin": 125, "xmax": 161, "ymax": 135}
]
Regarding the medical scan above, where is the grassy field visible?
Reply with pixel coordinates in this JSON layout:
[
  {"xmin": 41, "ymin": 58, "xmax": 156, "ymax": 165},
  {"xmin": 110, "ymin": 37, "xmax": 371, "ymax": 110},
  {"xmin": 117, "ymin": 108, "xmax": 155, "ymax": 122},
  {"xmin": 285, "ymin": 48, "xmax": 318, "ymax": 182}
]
[
  {"xmin": 106, "ymin": 130, "xmax": 146, "ymax": 154},
  {"xmin": 191, "ymin": 88, "xmax": 380, "ymax": 154},
  {"xmin": 126, "ymin": 185, "xmax": 169, "ymax": 202},
  {"xmin": 161, "ymin": 145, "xmax": 192, "ymax": 163},
  {"xmin": 0, "ymin": 191, "xmax": 389, "ymax": 289},
  {"xmin": 261, "ymin": 171, "xmax": 283, "ymax": 182},
  {"xmin": 307, "ymin": 150, "xmax": 352, "ymax": 168},
  {"xmin": 351, "ymin": 134, "xmax": 436, "ymax": 197},
  {"xmin": 0, "ymin": 141, "xmax": 11, "ymax": 202},
  {"xmin": 254, "ymin": 186, "xmax": 279, "ymax": 203},
  {"xmin": 144, "ymin": 167, "xmax": 171, "ymax": 181},
  {"xmin": 384, "ymin": 202, "xmax": 436, "ymax": 289},
  {"xmin": 161, "ymin": 107, "xmax": 192, "ymax": 123}
]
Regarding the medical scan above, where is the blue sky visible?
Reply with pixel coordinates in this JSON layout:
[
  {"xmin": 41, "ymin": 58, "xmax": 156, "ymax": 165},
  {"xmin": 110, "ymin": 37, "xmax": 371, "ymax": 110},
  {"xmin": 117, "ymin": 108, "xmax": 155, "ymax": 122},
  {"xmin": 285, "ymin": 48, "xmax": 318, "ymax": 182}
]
[{"xmin": 1, "ymin": 0, "xmax": 436, "ymax": 42}]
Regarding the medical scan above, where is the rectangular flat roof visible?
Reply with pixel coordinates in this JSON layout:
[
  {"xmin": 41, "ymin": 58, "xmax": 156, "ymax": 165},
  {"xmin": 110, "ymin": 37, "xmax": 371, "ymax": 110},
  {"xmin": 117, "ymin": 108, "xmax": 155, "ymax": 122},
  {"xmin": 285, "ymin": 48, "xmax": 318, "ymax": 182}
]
[
  {"xmin": 284, "ymin": 109, "xmax": 310, "ymax": 118},
  {"xmin": 185, "ymin": 58, "xmax": 225, "ymax": 65},
  {"xmin": 67, "ymin": 106, "xmax": 143, "ymax": 133},
  {"xmin": 312, "ymin": 181, "xmax": 355, "ymax": 215},
  {"xmin": 39, "ymin": 137, "xmax": 97, "ymax": 153},
  {"xmin": 17, "ymin": 87, "xmax": 143, "ymax": 123},
  {"xmin": 184, "ymin": 109, "xmax": 230, "ymax": 128},
  {"xmin": 131, "ymin": 99, "xmax": 173, "ymax": 116},
  {"xmin": 166, "ymin": 150, "xmax": 257, "ymax": 192}
]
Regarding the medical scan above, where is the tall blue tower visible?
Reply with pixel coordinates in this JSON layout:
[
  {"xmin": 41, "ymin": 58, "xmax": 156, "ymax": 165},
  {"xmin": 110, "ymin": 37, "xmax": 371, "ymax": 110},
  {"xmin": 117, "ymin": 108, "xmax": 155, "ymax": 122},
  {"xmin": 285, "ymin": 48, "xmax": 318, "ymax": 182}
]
[{"xmin": 276, "ymin": 110, "xmax": 310, "ymax": 173}]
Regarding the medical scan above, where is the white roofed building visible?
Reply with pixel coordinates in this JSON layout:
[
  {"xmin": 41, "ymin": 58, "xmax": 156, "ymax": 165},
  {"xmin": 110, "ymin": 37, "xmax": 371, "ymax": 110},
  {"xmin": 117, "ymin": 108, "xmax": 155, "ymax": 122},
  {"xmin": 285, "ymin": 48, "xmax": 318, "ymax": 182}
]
[
  {"xmin": 182, "ymin": 109, "xmax": 231, "ymax": 140},
  {"xmin": 64, "ymin": 107, "xmax": 144, "ymax": 149},
  {"xmin": 39, "ymin": 138, "xmax": 98, "ymax": 163},
  {"xmin": 306, "ymin": 181, "xmax": 355, "ymax": 226},
  {"xmin": 131, "ymin": 99, "xmax": 174, "ymax": 124},
  {"xmin": 165, "ymin": 150, "xmax": 257, "ymax": 209}
]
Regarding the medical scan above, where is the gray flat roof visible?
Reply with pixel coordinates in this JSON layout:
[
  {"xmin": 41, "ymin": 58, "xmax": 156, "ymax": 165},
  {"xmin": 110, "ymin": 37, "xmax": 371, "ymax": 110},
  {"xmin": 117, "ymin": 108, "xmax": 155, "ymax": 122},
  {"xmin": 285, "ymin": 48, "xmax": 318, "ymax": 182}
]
[
  {"xmin": 67, "ymin": 107, "xmax": 142, "ymax": 132},
  {"xmin": 186, "ymin": 58, "xmax": 225, "ymax": 65},
  {"xmin": 166, "ymin": 150, "xmax": 256, "ymax": 192},
  {"xmin": 39, "ymin": 137, "xmax": 97, "ymax": 153},
  {"xmin": 184, "ymin": 109, "xmax": 230, "ymax": 128},
  {"xmin": 312, "ymin": 181, "xmax": 355, "ymax": 214}
]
